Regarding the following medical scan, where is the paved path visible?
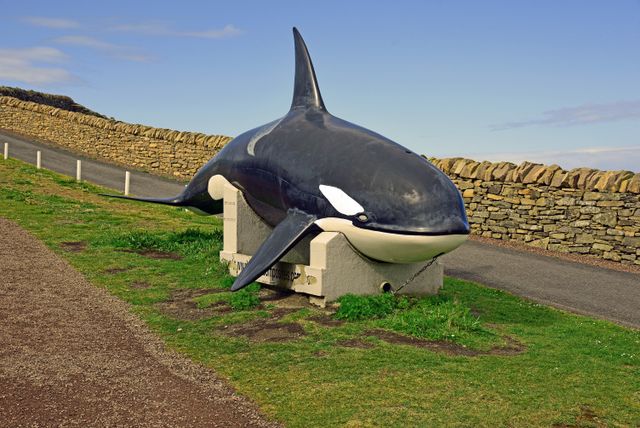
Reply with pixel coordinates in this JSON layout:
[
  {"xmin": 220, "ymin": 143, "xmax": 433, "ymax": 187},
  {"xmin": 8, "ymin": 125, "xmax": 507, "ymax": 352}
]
[
  {"xmin": 0, "ymin": 218, "xmax": 277, "ymax": 427},
  {"xmin": 2, "ymin": 130, "xmax": 639, "ymax": 329}
]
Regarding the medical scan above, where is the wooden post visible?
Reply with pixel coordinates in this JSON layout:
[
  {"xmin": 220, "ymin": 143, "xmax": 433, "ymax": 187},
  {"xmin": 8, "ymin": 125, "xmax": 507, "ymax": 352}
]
[
  {"xmin": 3, "ymin": 142, "xmax": 7, "ymax": 160},
  {"xmin": 124, "ymin": 171, "xmax": 130, "ymax": 196},
  {"xmin": 36, "ymin": 151, "xmax": 41, "ymax": 169},
  {"xmin": 76, "ymin": 160, "xmax": 82, "ymax": 181}
]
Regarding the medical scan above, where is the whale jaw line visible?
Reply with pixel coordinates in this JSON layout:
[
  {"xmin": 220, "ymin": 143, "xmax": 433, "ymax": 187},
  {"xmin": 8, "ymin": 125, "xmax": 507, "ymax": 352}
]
[{"xmin": 314, "ymin": 218, "xmax": 468, "ymax": 263}]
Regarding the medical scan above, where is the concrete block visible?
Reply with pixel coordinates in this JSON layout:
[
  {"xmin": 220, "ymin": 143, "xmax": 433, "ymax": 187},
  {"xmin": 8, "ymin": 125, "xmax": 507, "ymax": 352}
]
[{"xmin": 220, "ymin": 184, "xmax": 442, "ymax": 306}]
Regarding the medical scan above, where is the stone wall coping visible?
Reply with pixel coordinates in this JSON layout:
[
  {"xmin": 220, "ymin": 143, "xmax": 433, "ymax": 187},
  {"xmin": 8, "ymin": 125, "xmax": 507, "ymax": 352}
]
[{"xmin": 427, "ymin": 157, "xmax": 640, "ymax": 194}]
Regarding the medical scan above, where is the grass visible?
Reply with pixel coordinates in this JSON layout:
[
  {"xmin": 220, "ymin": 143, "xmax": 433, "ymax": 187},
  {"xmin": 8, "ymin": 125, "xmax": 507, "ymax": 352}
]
[
  {"xmin": 104, "ymin": 228, "xmax": 224, "ymax": 257},
  {"xmin": 336, "ymin": 293, "xmax": 410, "ymax": 321},
  {"xmin": 1, "ymin": 157, "xmax": 639, "ymax": 427}
]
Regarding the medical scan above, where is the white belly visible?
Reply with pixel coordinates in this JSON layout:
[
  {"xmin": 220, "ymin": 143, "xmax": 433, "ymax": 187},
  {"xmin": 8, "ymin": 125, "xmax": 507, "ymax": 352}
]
[{"xmin": 315, "ymin": 218, "xmax": 468, "ymax": 263}]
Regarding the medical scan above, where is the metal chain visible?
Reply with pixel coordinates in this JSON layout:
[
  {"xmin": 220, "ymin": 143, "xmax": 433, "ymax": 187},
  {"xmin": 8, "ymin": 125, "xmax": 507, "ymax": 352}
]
[{"xmin": 392, "ymin": 255, "xmax": 440, "ymax": 294}]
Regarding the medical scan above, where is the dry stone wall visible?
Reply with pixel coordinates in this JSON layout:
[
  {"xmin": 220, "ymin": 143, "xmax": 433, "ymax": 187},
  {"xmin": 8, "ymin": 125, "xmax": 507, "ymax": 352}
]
[
  {"xmin": 0, "ymin": 96, "xmax": 231, "ymax": 179},
  {"xmin": 430, "ymin": 158, "xmax": 640, "ymax": 266},
  {"xmin": 1, "ymin": 94, "xmax": 638, "ymax": 265}
]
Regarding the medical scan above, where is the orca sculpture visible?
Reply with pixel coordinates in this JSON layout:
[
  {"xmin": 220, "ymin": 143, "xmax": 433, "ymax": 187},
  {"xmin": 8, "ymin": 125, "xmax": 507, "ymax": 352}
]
[{"xmin": 107, "ymin": 28, "xmax": 469, "ymax": 291}]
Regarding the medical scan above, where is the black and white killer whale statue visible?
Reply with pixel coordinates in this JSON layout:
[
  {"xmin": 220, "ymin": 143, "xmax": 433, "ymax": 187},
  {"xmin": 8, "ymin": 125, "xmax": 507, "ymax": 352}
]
[{"xmin": 108, "ymin": 28, "xmax": 470, "ymax": 291}]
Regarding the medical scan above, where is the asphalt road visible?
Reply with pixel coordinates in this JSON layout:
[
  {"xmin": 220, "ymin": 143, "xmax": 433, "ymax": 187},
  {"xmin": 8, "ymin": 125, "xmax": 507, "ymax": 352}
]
[
  {"xmin": 0, "ymin": 130, "xmax": 186, "ymax": 197},
  {"xmin": 2, "ymin": 130, "xmax": 639, "ymax": 329},
  {"xmin": 442, "ymin": 241, "xmax": 639, "ymax": 329}
]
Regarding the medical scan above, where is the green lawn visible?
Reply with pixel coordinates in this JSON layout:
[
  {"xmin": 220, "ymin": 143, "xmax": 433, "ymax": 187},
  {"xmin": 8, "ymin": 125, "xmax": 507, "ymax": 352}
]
[{"xmin": 1, "ymin": 158, "xmax": 639, "ymax": 427}]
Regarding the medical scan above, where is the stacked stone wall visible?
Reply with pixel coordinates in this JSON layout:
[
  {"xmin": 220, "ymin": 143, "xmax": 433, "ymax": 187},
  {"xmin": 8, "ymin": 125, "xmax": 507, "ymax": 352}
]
[
  {"xmin": 430, "ymin": 158, "xmax": 640, "ymax": 265},
  {"xmin": 1, "ymin": 95, "xmax": 638, "ymax": 265},
  {"xmin": 0, "ymin": 96, "xmax": 231, "ymax": 179}
]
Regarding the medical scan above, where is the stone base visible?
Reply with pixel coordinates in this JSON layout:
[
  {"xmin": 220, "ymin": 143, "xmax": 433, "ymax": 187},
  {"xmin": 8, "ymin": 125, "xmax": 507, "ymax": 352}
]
[{"xmin": 219, "ymin": 183, "xmax": 443, "ymax": 306}]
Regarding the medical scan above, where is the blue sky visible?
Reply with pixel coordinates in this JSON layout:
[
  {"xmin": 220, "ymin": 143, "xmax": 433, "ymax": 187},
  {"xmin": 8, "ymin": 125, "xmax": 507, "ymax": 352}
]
[{"xmin": 1, "ymin": 0, "xmax": 639, "ymax": 171}]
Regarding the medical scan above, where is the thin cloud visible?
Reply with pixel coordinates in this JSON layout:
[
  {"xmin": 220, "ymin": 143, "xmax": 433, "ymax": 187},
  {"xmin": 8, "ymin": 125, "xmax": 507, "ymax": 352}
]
[
  {"xmin": 110, "ymin": 22, "xmax": 242, "ymax": 39},
  {"xmin": 0, "ymin": 46, "xmax": 67, "ymax": 62},
  {"xmin": 180, "ymin": 25, "xmax": 242, "ymax": 39},
  {"xmin": 0, "ymin": 47, "xmax": 75, "ymax": 85},
  {"xmin": 468, "ymin": 145, "xmax": 640, "ymax": 172},
  {"xmin": 109, "ymin": 22, "xmax": 180, "ymax": 35},
  {"xmin": 22, "ymin": 16, "xmax": 80, "ymax": 29},
  {"xmin": 54, "ymin": 35, "xmax": 152, "ymax": 62},
  {"xmin": 492, "ymin": 100, "xmax": 640, "ymax": 131}
]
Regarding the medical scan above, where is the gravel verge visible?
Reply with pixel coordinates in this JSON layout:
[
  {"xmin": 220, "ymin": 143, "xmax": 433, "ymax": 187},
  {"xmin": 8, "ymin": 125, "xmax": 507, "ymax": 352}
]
[{"xmin": 0, "ymin": 218, "xmax": 279, "ymax": 427}]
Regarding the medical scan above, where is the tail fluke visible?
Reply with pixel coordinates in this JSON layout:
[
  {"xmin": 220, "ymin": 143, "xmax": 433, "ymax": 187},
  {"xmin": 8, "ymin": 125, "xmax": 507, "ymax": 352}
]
[
  {"xmin": 100, "ymin": 193, "xmax": 186, "ymax": 207},
  {"xmin": 100, "ymin": 191, "xmax": 223, "ymax": 215}
]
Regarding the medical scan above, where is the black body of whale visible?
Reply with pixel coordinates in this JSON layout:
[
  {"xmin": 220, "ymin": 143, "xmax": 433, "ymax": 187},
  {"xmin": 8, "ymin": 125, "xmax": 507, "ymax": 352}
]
[{"xmin": 106, "ymin": 28, "xmax": 469, "ymax": 291}]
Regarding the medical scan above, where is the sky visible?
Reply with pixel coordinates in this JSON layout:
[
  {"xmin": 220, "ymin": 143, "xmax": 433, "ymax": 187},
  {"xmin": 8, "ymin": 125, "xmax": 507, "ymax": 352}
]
[{"xmin": 1, "ymin": 0, "xmax": 639, "ymax": 172}]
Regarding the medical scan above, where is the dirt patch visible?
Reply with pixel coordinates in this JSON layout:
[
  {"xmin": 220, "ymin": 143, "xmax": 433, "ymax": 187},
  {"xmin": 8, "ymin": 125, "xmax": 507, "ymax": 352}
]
[
  {"xmin": 225, "ymin": 320, "xmax": 306, "ymax": 343},
  {"xmin": 130, "ymin": 280, "xmax": 151, "ymax": 289},
  {"xmin": 137, "ymin": 249, "xmax": 182, "ymax": 260},
  {"xmin": 259, "ymin": 288, "xmax": 293, "ymax": 302},
  {"xmin": 337, "ymin": 338, "xmax": 375, "ymax": 349},
  {"xmin": 259, "ymin": 288, "xmax": 312, "ymax": 310},
  {"xmin": 59, "ymin": 240, "xmax": 86, "ymax": 252},
  {"xmin": 269, "ymin": 307, "xmax": 299, "ymax": 318},
  {"xmin": 364, "ymin": 329, "xmax": 526, "ymax": 357},
  {"xmin": 309, "ymin": 314, "xmax": 345, "ymax": 327},
  {"xmin": 552, "ymin": 405, "xmax": 606, "ymax": 428},
  {"xmin": 217, "ymin": 305, "xmax": 305, "ymax": 343},
  {"xmin": 103, "ymin": 267, "xmax": 131, "ymax": 274},
  {"xmin": 170, "ymin": 288, "xmax": 226, "ymax": 300},
  {"xmin": 155, "ymin": 288, "xmax": 229, "ymax": 321}
]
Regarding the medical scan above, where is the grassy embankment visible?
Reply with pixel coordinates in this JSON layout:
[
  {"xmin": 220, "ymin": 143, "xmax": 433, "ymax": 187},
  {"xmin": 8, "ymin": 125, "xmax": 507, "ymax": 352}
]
[{"xmin": 0, "ymin": 158, "xmax": 638, "ymax": 427}]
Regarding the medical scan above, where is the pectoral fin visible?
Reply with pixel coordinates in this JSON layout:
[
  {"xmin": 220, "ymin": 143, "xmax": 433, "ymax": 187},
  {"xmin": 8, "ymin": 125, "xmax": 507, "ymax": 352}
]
[{"xmin": 231, "ymin": 209, "xmax": 319, "ymax": 291}]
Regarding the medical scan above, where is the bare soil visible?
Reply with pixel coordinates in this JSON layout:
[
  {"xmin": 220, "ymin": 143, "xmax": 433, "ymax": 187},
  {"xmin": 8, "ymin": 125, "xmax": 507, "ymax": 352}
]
[
  {"xmin": 130, "ymin": 280, "xmax": 151, "ymax": 289},
  {"xmin": 552, "ymin": 405, "xmax": 607, "ymax": 428},
  {"xmin": 308, "ymin": 314, "xmax": 345, "ymax": 327},
  {"xmin": 218, "ymin": 308, "xmax": 304, "ymax": 343},
  {"xmin": 0, "ymin": 218, "xmax": 278, "ymax": 427},
  {"xmin": 138, "ymin": 249, "xmax": 183, "ymax": 260},
  {"xmin": 155, "ymin": 288, "xmax": 231, "ymax": 321},
  {"xmin": 336, "ymin": 339, "xmax": 375, "ymax": 349},
  {"xmin": 258, "ymin": 287, "xmax": 311, "ymax": 310},
  {"xmin": 59, "ymin": 240, "xmax": 87, "ymax": 252}
]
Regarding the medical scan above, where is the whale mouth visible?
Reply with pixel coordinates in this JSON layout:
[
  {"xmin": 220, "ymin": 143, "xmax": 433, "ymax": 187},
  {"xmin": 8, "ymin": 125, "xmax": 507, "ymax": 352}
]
[
  {"xmin": 314, "ymin": 218, "xmax": 469, "ymax": 263},
  {"xmin": 356, "ymin": 222, "xmax": 470, "ymax": 237}
]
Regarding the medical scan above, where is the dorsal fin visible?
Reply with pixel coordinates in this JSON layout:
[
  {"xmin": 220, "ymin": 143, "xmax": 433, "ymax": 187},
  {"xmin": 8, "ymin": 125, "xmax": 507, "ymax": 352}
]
[{"xmin": 290, "ymin": 27, "xmax": 326, "ymax": 111}]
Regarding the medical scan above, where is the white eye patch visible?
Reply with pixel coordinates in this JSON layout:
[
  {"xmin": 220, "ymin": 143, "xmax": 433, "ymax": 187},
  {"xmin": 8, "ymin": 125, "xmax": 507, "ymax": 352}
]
[{"xmin": 319, "ymin": 184, "xmax": 364, "ymax": 216}]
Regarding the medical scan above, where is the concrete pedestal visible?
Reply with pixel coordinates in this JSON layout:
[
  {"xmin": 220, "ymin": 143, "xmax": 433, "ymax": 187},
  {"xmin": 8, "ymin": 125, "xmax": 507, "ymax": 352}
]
[{"xmin": 219, "ymin": 184, "xmax": 443, "ymax": 306}]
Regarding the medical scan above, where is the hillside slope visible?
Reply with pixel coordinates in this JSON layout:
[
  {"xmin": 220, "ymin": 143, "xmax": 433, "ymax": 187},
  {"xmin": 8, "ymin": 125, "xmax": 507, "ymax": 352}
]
[{"xmin": 0, "ymin": 86, "xmax": 105, "ymax": 118}]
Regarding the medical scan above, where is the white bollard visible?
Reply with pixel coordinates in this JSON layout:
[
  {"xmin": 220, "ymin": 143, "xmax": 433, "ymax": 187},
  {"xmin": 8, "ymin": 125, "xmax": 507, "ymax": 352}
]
[
  {"xmin": 76, "ymin": 160, "xmax": 82, "ymax": 181},
  {"xmin": 36, "ymin": 151, "xmax": 41, "ymax": 169},
  {"xmin": 124, "ymin": 171, "xmax": 131, "ymax": 196},
  {"xmin": 3, "ymin": 142, "xmax": 7, "ymax": 160}
]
